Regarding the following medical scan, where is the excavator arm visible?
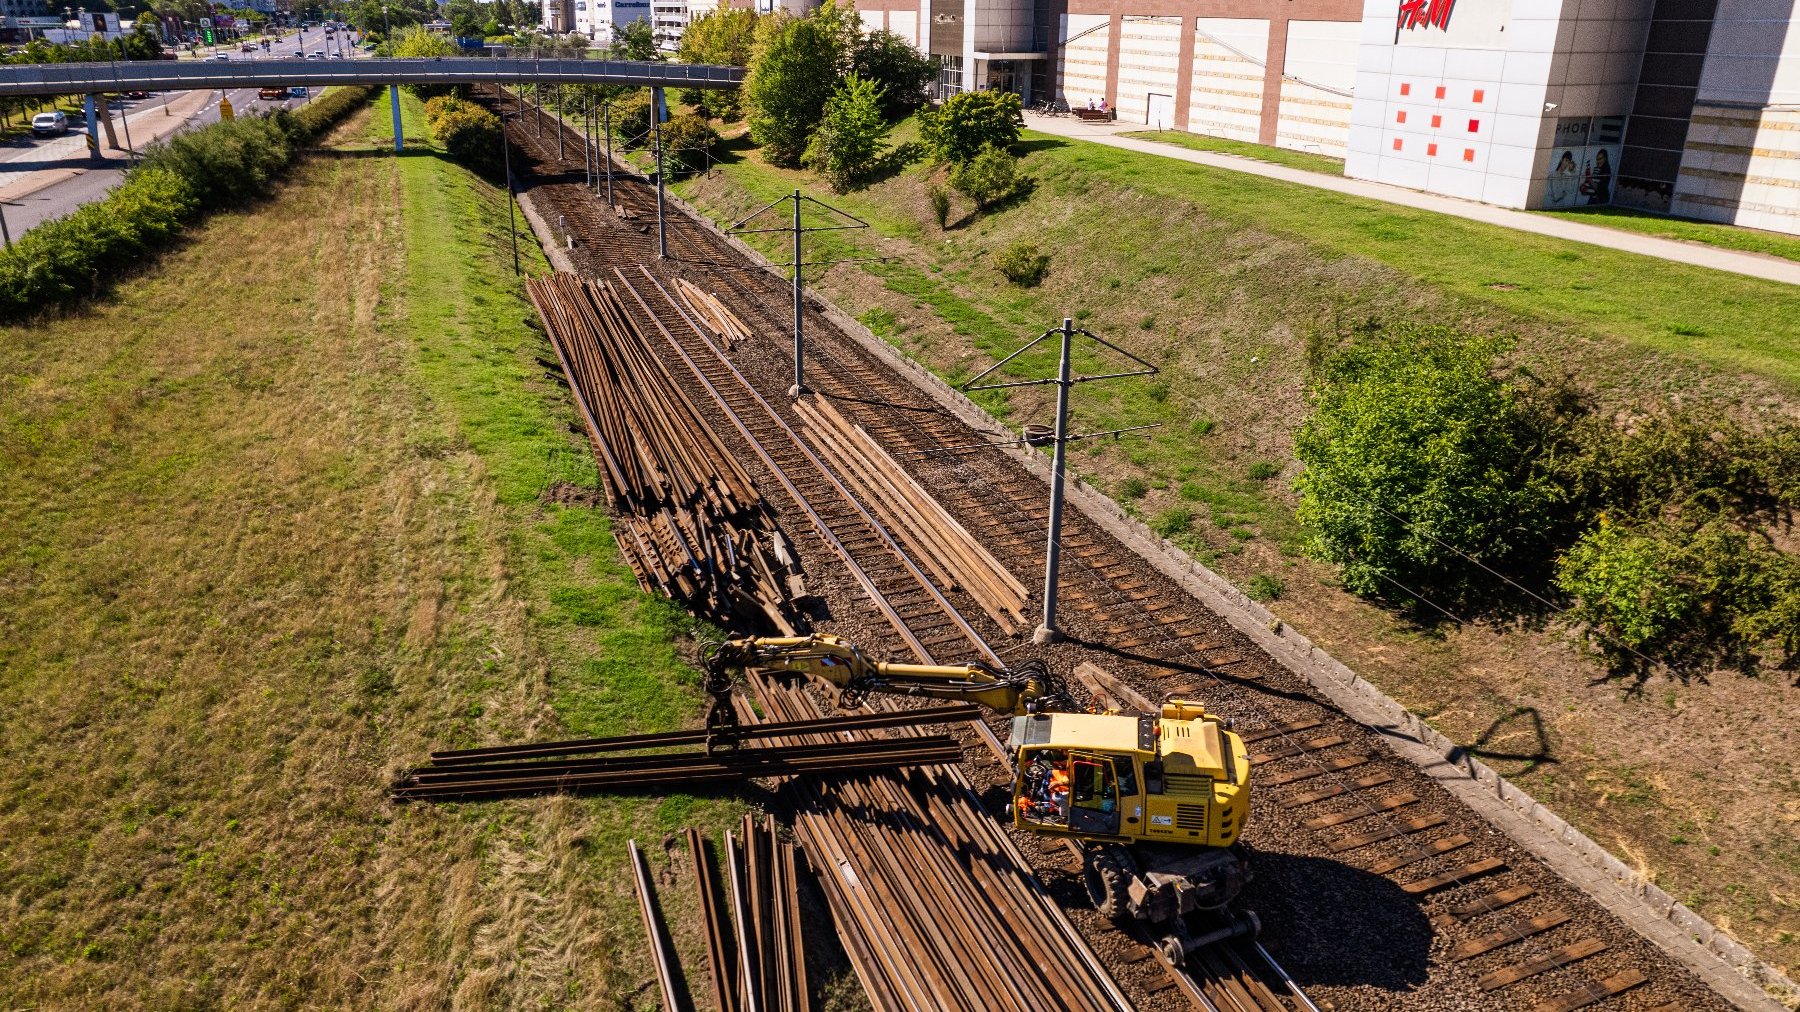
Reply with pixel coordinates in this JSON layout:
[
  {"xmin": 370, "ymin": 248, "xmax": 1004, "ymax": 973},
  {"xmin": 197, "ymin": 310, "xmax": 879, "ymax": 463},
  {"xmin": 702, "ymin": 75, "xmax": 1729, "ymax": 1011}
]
[{"xmin": 703, "ymin": 633, "xmax": 1064, "ymax": 747}]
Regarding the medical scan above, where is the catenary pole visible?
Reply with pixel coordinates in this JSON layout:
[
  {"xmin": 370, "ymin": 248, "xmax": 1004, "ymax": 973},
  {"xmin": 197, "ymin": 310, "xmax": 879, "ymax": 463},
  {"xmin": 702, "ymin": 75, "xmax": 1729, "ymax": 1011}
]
[
  {"xmin": 1035, "ymin": 318, "xmax": 1074, "ymax": 643},
  {"xmin": 653, "ymin": 87, "xmax": 666, "ymax": 259},
  {"xmin": 791, "ymin": 188, "xmax": 804, "ymax": 397}
]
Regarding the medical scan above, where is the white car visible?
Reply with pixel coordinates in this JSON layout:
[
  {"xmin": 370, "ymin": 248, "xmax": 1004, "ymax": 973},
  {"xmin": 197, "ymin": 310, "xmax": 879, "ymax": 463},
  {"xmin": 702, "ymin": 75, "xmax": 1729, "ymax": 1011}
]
[
  {"xmin": 30, "ymin": 110, "xmax": 68, "ymax": 136},
  {"xmin": 210, "ymin": 52, "xmax": 230, "ymax": 61}
]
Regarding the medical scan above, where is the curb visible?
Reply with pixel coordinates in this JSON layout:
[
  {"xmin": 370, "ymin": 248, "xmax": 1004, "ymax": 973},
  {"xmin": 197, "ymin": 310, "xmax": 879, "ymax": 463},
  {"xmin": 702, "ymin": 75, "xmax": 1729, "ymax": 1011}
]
[{"xmin": 658, "ymin": 180, "xmax": 1797, "ymax": 1012}]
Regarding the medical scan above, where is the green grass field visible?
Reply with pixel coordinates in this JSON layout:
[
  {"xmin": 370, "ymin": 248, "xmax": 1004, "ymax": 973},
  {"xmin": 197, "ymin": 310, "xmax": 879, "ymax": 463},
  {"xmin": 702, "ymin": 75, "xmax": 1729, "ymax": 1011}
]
[
  {"xmin": 0, "ymin": 90, "xmax": 744, "ymax": 1010},
  {"xmin": 1118, "ymin": 128, "xmax": 1348, "ymax": 175},
  {"xmin": 1119, "ymin": 127, "xmax": 1800, "ymax": 266}
]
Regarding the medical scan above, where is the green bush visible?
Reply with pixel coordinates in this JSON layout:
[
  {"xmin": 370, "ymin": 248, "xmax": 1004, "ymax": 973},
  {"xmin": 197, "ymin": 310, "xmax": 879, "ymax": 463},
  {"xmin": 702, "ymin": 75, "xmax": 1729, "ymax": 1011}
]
[
  {"xmin": 921, "ymin": 90, "xmax": 1023, "ymax": 163},
  {"xmin": 434, "ymin": 102, "xmax": 504, "ymax": 181},
  {"xmin": 1556, "ymin": 515, "xmax": 1799, "ymax": 678},
  {"xmin": 849, "ymin": 28, "xmax": 934, "ymax": 120},
  {"xmin": 1293, "ymin": 326, "xmax": 1564, "ymax": 602},
  {"xmin": 1248, "ymin": 461, "xmax": 1280, "ymax": 481},
  {"xmin": 0, "ymin": 167, "xmax": 195, "ymax": 319},
  {"xmin": 949, "ymin": 145, "xmax": 1025, "ymax": 211},
  {"xmin": 803, "ymin": 73, "xmax": 889, "ymax": 192},
  {"xmin": 137, "ymin": 114, "xmax": 295, "ymax": 207},
  {"xmin": 927, "ymin": 184, "xmax": 951, "ymax": 229},
  {"xmin": 291, "ymin": 85, "xmax": 378, "ymax": 139},
  {"xmin": 660, "ymin": 112, "xmax": 720, "ymax": 176},
  {"xmin": 1246, "ymin": 574, "xmax": 1286, "ymax": 602},
  {"xmin": 611, "ymin": 90, "xmax": 654, "ymax": 146},
  {"xmin": 389, "ymin": 26, "xmax": 460, "ymax": 97},
  {"xmin": 994, "ymin": 240, "xmax": 1049, "ymax": 286},
  {"xmin": 1119, "ymin": 477, "xmax": 1149, "ymax": 500},
  {"xmin": 1151, "ymin": 507, "xmax": 1194, "ymax": 539}
]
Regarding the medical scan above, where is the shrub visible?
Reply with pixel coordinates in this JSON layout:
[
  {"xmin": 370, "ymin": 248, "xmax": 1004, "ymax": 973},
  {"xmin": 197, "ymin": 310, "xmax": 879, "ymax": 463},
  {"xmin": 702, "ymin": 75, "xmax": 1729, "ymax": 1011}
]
[
  {"xmin": 1246, "ymin": 574, "xmax": 1286, "ymax": 602},
  {"xmin": 949, "ymin": 145, "xmax": 1024, "ymax": 211},
  {"xmin": 927, "ymin": 184, "xmax": 950, "ymax": 228},
  {"xmin": 611, "ymin": 89, "xmax": 654, "ymax": 146},
  {"xmin": 921, "ymin": 90, "xmax": 1023, "ymax": 163},
  {"xmin": 1118, "ymin": 477, "xmax": 1148, "ymax": 500},
  {"xmin": 137, "ymin": 113, "xmax": 294, "ymax": 207},
  {"xmin": 0, "ymin": 167, "xmax": 195, "ymax": 319},
  {"xmin": 291, "ymin": 85, "xmax": 378, "ymax": 139},
  {"xmin": 744, "ymin": 1, "xmax": 856, "ymax": 166},
  {"xmin": 1248, "ymin": 461, "xmax": 1280, "ymax": 481},
  {"xmin": 994, "ymin": 240, "xmax": 1049, "ymax": 286},
  {"xmin": 1293, "ymin": 326, "xmax": 1563, "ymax": 603},
  {"xmin": 1555, "ymin": 515, "xmax": 1799, "ymax": 679},
  {"xmin": 435, "ymin": 103, "xmax": 504, "ymax": 181},
  {"xmin": 660, "ymin": 112, "xmax": 720, "ymax": 176},
  {"xmin": 803, "ymin": 73, "xmax": 889, "ymax": 192}
]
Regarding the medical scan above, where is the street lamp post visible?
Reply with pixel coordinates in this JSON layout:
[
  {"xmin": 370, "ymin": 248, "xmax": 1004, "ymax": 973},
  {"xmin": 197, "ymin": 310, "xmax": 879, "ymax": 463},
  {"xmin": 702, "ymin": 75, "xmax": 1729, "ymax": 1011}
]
[{"xmin": 381, "ymin": 5, "xmax": 390, "ymax": 39}]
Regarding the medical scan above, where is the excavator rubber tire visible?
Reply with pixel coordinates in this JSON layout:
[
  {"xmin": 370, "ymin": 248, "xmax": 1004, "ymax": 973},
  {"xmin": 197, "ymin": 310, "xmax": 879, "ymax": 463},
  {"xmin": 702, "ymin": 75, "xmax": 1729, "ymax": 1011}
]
[{"xmin": 1084, "ymin": 844, "xmax": 1135, "ymax": 920}]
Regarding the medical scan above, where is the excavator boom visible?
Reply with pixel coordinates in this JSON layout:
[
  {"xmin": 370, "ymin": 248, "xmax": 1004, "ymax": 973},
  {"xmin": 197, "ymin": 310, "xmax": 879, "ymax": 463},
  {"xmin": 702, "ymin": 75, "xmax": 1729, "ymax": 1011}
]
[{"xmin": 704, "ymin": 634, "xmax": 1064, "ymax": 743}]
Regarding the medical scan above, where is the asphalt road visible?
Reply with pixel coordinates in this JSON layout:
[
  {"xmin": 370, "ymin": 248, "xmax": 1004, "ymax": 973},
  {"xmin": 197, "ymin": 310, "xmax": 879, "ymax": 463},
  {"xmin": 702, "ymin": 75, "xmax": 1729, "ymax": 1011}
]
[{"xmin": 0, "ymin": 30, "xmax": 363, "ymax": 239}]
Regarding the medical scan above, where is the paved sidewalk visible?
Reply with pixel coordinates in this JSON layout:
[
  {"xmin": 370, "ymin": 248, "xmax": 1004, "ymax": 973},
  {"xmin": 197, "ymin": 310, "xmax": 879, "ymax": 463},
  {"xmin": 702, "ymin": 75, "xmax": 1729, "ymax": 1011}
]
[{"xmin": 1025, "ymin": 113, "xmax": 1800, "ymax": 287}]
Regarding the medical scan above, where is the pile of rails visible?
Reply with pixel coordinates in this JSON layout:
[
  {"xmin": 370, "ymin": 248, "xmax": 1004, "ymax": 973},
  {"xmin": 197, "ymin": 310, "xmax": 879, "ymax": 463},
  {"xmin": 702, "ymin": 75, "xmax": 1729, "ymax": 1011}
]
[
  {"xmin": 795, "ymin": 396, "xmax": 1028, "ymax": 634},
  {"xmin": 388, "ymin": 707, "xmax": 975, "ymax": 802},
  {"xmin": 527, "ymin": 272, "xmax": 806, "ymax": 632},
  {"xmin": 635, "ymin": 819, "xmax": 812, "ymax": 1012},
  {"xmin": 732, "ymin": 674, "xmax": 1131, "ymax": 1012}
]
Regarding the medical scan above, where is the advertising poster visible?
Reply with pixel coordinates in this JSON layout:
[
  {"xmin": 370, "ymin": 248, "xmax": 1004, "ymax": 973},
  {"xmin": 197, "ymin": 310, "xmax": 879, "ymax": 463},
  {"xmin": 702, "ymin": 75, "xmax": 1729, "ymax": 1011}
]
[{"xmin": 1544, "ymin": 115, "xmax": 1624, "ymax": 207}]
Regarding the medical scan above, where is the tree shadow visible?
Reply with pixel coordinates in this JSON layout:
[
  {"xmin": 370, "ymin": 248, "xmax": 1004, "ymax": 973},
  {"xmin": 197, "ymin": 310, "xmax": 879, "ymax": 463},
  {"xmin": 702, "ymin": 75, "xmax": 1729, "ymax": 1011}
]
[
  {"xmin": 1016, "ymin": 137, "xmax": 1070, "ymax": 155},
  {"xmin": 1448, "ymin": 706, "xmax": 1556, "ymax": 773}
]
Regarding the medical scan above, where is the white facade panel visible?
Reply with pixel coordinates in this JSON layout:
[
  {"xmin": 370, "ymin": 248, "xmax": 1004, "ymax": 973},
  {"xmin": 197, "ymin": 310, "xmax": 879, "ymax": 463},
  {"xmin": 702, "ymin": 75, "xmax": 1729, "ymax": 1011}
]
[
  {"xmin": 1187, "ymin": 17, "xmax": 1267, "ymax": 141},
  {"xmin": 1058, "ymin": 14, "xmax": 1111, "ymax": 108},
  {"xmin": 1277, "ymin": 20, "xmax": 1359, "ymax": 157},
  {"xmin": 1116, "ymin": 16, "xmax": 1183, "ymax": 126}
]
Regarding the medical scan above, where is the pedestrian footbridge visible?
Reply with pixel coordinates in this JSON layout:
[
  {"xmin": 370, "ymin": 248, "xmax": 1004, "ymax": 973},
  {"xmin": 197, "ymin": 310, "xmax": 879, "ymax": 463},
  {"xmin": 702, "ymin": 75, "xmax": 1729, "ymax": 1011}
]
[{"xmin": 0, "ymin": 57, "xmax": 743, "ymax": 98}]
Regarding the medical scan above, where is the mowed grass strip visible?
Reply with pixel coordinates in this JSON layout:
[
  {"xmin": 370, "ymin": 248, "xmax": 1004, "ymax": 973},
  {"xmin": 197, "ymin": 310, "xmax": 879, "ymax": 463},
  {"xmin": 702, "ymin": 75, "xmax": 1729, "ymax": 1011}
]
[{"xmin": 0, "ymin": 95, "xmax": 743, "ymax": 1010}]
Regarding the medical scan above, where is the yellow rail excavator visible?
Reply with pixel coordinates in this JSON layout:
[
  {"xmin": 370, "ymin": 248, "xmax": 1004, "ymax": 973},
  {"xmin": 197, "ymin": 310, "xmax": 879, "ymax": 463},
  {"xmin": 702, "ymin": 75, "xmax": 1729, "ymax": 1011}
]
[{"xmin": 705, "ymin": 633, "xmax": 1259, "ymax": 962}]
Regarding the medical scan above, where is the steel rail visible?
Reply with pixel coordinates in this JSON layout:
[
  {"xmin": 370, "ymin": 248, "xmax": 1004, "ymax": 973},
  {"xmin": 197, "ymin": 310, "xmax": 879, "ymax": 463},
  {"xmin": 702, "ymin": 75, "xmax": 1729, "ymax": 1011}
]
[
  {"xmin": 686, "ymin": 828, "xmax": 740, "ymax": 1012},
  {"xmin": 428, "ymin": 703, "xmax": 982, "ymax": 764},
  {"xmin": 405, "ymin": 734, "xmax": 959, "ymax": 784},
  {"xmin": 0, "ymin": 56, "xmax": 743, "ymax": 98},
  {"xmin": 628, "ymin": 265, "xmax": 1005, "ymax": 672},
  {"xmin": 629, "ymin": 839, "xmax": 686, "ymax": 1012}
]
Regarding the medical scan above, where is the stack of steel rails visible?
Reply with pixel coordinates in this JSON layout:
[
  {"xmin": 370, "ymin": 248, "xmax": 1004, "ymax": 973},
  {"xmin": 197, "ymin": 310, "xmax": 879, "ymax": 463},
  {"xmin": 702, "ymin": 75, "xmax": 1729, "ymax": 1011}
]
[
  {"xmin": 526, "ymin": 272, "xmax": 807, "ymax": 633},
  {"xmin": 727, "ymin": 814, "xmax": 809, "ymax": 1012},
  {"xmin": 388, "ymin": 707, "xmax": 977, "ymax": 802},
  {"xmin": 732, "ymin": 676, "xmax": 1133, "ymax": 1012}
]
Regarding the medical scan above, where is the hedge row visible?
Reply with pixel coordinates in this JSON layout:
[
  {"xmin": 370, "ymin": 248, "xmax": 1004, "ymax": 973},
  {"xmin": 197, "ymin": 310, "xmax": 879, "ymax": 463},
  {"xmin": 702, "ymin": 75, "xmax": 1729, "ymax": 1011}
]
[{"xmin": 0, "ymin": 86, "xmax": 377, "ymax": 324}]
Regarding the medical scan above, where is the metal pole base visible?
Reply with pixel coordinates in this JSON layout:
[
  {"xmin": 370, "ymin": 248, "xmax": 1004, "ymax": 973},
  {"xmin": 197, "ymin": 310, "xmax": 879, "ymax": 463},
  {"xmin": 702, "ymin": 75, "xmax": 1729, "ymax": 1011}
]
[
  {"xmin": 1032, "ymin": 625, "xmax": 1061, "ymax": 645},
  {"xmin": 786, "ymin": 384, "xmax": 807, "ymax": 399}
]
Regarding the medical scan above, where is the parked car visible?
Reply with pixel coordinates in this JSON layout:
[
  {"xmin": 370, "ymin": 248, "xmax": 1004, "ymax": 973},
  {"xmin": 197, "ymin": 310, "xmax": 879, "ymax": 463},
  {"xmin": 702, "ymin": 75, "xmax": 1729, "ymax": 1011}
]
[
  {"xmin": 30, "ymin": 110, "xmax": 68, "ymax": 136},
  {"xmin": 330, "ymin": 51, "xmax": 344, "ymax": 58},
  {"xmin": 240, "ymin": 42, "xmax": 256, "ymax": 52},
  {"xmin": 124, "ymin": 90, "xmax": 150, "ymax": 99},
  {"xmin": 292, "ymin": 49, "xmax": 303, "ymax": 56}
]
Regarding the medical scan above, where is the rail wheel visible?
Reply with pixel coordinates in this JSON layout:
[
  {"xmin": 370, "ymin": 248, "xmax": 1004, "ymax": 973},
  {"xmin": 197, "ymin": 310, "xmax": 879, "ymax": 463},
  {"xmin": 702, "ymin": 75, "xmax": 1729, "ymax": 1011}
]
[{"xmin": 1084, "ymin": 843, "xmax": 1136, "ymax": 920}]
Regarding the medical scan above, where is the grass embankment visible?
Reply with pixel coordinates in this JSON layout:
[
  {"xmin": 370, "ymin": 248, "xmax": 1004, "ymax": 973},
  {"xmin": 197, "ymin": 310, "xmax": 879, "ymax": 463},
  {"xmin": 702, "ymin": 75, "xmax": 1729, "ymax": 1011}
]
[
  {"xmin": 1120, "ymin": 126, "xmax": 1800, "ymax": 266},
  {"xmin": 0, "ymin": 91, "xmax": 744, "ymax": 1008},
  {"xmin": 1119, "ymin": 128, "xmax": 1347, "ymax": 176},
  {"xmin": 675, "ymin": 126, "xmax": 1800, "ymax": 979}
]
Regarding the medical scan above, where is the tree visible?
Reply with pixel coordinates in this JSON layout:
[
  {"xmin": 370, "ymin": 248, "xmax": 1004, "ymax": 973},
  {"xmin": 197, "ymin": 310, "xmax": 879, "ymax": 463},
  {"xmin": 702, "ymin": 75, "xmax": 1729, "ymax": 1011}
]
[
  {"xmin": 803, "ymin": 73, "xmax": 888, "ymax": 191},
  {"xmin": 1293, "ymin": 327, "xmax": 1564, "ymax": 604},
  {"xmin": 388, "ymin": 25, "xmax": 460, "ymax": 94},
  {"xmin": 661, "ymin": 112, "xmax": 720, "ymax": 175},
  {"xmin": 921, "ymin": 90, "xmax": 1022, "ymax": 163},
  {"xmin": 948, "ymin": 144, "xmax": 1023, "ymax": 210},
  {"xmin": 678, "ymin": 8, "xmax": 757, "ymax": 120},
  {"xmin": 611, "ymin": 18, "xmax": 657, "ymax": 60},
  {"xmin": 742, "ymin": 2, "xmax": 852, "ymax": 167},
  {"xmin": 850, "ymin": 29, "xmax": 934, "ymax": 120}
]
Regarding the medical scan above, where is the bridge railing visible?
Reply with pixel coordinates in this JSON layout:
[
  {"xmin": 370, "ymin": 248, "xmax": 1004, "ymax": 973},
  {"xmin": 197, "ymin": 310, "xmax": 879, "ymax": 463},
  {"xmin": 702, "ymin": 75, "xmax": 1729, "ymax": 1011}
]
[{"xmin": 0, "ymin": 57, "xmax": 745, "ymax": 97}]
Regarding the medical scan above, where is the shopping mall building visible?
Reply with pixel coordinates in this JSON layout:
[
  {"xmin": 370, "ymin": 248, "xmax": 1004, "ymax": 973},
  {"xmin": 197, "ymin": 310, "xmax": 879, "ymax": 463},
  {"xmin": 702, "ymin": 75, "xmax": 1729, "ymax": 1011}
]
[{"xmin": 848, "ymin": 0, "xmax": 1799, "ymax": 235}]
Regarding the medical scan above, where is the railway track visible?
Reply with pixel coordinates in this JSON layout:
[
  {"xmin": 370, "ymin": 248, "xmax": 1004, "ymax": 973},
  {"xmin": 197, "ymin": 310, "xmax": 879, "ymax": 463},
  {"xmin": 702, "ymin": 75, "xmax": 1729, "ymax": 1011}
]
[{"xmin": 493, "ymin": 86, "xmax": 1734, "ymax": 1012}]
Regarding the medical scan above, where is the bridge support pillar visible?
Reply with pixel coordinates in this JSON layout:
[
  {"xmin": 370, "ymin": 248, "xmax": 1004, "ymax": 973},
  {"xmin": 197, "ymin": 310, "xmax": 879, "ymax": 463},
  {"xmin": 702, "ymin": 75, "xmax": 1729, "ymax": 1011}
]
[
  {"xmin": 83, "ymin": 94, "xmax": 100, "ymax": 162},
  {"xmin": 389, "ymin": 85, "xmax": 403, "ymax": 152}
]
